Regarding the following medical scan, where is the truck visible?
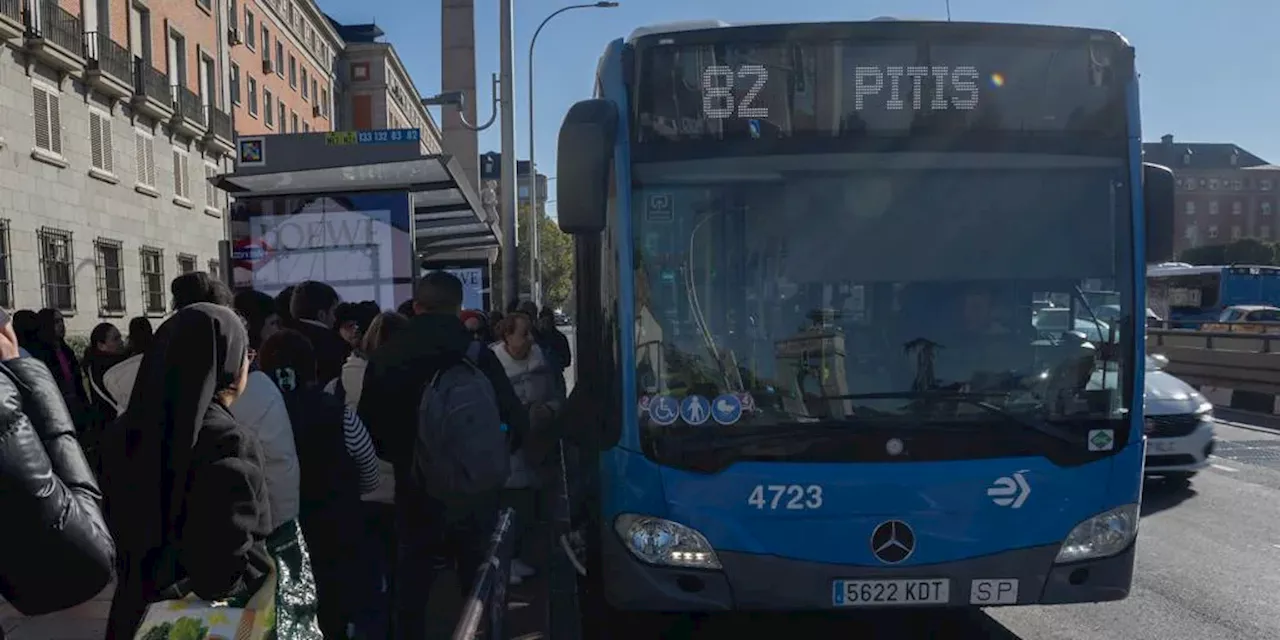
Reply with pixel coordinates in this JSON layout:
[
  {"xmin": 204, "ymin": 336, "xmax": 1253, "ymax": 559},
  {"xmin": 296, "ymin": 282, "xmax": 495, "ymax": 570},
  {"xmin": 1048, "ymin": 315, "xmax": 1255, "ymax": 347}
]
[{"xmin": 553, "ymin": 18, "xmax": 1175, "ymax": 627}]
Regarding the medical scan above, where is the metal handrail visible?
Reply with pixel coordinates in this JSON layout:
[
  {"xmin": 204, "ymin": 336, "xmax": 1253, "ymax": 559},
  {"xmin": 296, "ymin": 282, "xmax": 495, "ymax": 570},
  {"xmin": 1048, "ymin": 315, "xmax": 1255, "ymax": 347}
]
[
  {"xmin": 0, "ymin": 0, "xmax": 21, "ymax": 22},
  {"xmin": 132, "ymin": 58, "xmax": 169, "ymax": 104},
  {"xmin": 83, "ymin": 30, "xmax": 130, "ymax": 80},
  {"xmin": 451, "ymin": 507, "xmax": 515, "ymax": 640},
  {"xmin": 205, "ymin": 105, "xmax": 232, "ymax": 140},
  {"xmin": 26, "ymin": 0, "xmax": 81, "ymax": 54},
  {"xmin": 171, "ymin": 84, "xmax": 204, "ymax": 124}
]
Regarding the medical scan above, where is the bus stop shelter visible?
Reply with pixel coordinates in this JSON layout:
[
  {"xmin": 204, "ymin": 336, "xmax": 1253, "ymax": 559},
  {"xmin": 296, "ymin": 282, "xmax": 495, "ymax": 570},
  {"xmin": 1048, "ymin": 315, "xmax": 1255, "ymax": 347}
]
[{"xmin": 211, "ymin": 129, "xmax": 500, "ymax": 303}]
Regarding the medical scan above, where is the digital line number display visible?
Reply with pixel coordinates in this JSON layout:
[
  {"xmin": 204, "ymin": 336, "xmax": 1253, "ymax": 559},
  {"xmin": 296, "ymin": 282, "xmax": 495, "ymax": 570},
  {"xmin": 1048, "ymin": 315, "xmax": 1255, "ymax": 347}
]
[
  {"xmin": 702, "ymin": 64, "xmax": 980, "ymax": 120},
  {"xmin": 634, "ymin": 36, "xmax": 1127, "ymax": 139}
]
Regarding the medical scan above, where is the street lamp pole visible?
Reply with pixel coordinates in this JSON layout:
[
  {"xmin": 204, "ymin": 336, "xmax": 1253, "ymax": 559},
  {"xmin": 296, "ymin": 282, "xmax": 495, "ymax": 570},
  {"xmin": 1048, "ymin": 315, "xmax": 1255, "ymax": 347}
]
[{"xmin": 527, "ymin": 1, "xmax": 619, "ymax": 307}]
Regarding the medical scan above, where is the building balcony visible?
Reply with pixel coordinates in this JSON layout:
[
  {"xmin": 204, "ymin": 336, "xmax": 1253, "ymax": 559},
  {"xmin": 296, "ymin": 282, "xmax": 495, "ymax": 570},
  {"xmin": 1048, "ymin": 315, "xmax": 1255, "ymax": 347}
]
[
  {"xmin": 203, "ymin": 105, "xmax": 233, "ymax": 156},
  {"xmin": 131, "ymin": 59, "xmax": 173, "ymax": 121},
  {"xmin": 0, "ymin": 0, "xmax": 23, "ymax": 40},
  {"xmin": 170, "ymin": 84, "xmax": 206, "ymax": 138},
  {"xmin": 82, "ymin": 31, "xmax": 131, "ymax": 100},
  {"xmin": 23, "ymin": 0, "xmax": 85, "ymax": 74}
]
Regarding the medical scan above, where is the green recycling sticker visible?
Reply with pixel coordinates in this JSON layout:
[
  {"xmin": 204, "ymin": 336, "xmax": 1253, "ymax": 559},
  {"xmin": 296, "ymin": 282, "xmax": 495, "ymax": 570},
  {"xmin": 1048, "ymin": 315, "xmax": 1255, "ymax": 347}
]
[{"xmin": 1087, "ymin": 429, "xmax": 1115, "ymax": 452}]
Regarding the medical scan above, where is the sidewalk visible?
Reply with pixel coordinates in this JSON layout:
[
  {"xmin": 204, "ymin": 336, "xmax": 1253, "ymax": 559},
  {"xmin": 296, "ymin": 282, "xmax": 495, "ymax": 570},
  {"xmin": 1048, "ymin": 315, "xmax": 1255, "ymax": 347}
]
[{"xmin": 1, "ymin": 531, "xmax": 553, "ymax": 639}]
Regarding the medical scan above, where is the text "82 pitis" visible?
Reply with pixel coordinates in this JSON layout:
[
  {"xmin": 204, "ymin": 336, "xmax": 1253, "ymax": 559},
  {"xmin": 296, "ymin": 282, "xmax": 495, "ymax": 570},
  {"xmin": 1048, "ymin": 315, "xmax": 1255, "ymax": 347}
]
[{"xmin": 748, "ymin": 484, "xmax": 824, "ymax": 510}]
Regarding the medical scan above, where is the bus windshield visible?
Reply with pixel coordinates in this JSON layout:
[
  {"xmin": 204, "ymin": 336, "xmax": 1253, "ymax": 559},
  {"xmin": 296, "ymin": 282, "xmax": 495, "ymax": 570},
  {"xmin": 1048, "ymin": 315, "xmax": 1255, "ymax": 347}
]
[{"xmin": 631, "ymin": 154, "xmax": 1135, "ymax": 428}]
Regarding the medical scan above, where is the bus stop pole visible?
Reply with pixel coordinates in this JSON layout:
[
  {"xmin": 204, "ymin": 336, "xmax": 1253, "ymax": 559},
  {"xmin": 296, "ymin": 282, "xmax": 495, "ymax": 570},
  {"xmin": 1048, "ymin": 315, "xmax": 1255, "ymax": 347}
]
[{"xmin": 499, "ymin": 0, "xmax": 519, "ymax": 310}]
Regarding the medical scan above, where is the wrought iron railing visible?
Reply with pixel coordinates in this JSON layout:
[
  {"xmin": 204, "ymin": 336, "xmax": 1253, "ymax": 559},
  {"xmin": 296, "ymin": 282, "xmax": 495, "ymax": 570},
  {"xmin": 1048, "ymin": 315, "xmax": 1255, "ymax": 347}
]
[
  {"xmin": 83, "ymin": 31, "xmax": 130, "ymax": 81},
  {"xmin": 0, "ymin": 0, "xmax": 21, "ymax": 23},
  {"xmin": 171, "ymin": 84, "xmax": 204, "ymax": 125},
  {"xmin": 451, "ymin": 507, "xmax": 514, "ymax": 640},
  {"xmin": 132, "ymin": 58, "xmax": 169, "ymax": 105},
  {"xmin": 26, "ymin": 0, "xmax": 82, "ymax": 55},
  {"xmin": 205, "ymin": 105, "xmax": 232, "ymax": 141}
]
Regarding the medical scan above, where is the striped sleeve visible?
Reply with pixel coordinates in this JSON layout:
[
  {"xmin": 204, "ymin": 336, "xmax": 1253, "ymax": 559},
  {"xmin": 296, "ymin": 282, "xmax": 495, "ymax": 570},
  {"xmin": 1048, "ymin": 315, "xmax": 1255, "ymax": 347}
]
[{"xmin": 343, "ymin": 405, "xmax": 381, "ymax": 495}]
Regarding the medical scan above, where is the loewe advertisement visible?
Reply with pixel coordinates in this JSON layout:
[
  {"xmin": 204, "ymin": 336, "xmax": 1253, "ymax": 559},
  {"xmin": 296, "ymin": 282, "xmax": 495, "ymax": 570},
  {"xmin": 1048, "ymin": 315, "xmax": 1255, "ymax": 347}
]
[{"xmin": 231, "ymin": 191, "xmax": 414, "ymax": 309}]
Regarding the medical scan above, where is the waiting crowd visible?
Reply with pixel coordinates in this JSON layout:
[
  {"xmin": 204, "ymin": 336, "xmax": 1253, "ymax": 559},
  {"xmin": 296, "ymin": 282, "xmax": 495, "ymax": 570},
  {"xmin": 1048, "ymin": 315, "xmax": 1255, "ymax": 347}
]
[{"xmin": 0, "ymin": 270, "xmax": 572, "ymax": 639}]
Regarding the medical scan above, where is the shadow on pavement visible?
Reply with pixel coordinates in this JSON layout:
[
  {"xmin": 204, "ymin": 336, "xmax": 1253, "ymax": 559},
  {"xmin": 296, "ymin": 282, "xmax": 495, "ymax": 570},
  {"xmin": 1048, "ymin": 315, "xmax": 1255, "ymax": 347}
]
[
  {"xmin": 600, "ymin": 608, "xmax": 1024, "ymax": 638},
  {"xmin": 1140, "ymin": 476, "xmax": 1198, "ymax": 518}
]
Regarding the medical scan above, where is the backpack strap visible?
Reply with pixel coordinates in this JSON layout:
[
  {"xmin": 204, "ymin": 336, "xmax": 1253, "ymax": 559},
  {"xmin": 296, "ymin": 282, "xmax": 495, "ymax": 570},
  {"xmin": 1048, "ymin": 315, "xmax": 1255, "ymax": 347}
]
[
  {"xmin": 465, "ymin": 340, "xmax": 484, "ymax": 364},
  {"xmin": 427, "ymin": 341, "xmax": 486, "ymax": 390}
]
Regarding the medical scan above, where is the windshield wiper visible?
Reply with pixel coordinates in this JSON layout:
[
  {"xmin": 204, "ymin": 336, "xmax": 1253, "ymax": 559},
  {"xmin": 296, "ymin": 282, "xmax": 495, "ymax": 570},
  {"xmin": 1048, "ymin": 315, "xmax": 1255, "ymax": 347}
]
[{"xmin": 817, "ymin": 391, "xmax": 1081, "ymax": 446}]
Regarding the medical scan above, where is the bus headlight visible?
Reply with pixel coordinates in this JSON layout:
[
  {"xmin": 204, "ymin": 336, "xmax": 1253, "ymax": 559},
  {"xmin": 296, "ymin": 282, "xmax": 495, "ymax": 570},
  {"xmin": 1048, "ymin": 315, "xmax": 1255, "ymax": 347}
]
[
  {"xmin": 1054, "ymin": 503, "xmax": 1140, "ymax": 564},
  {"xmin": 614, "ymin": 514, "xmax": 722, "ymax": 570}
]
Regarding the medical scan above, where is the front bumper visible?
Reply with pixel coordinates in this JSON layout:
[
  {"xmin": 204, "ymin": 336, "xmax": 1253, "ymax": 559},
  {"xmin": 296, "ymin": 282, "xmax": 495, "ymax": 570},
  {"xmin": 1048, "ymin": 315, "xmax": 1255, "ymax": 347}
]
[
  {"xmin": 600, "ymin": 523, "xmax": 1136, "ymax": 611},
  {"xmin": 1144, "ymin": 421, "xmax": 1215, "ymax": 473}
]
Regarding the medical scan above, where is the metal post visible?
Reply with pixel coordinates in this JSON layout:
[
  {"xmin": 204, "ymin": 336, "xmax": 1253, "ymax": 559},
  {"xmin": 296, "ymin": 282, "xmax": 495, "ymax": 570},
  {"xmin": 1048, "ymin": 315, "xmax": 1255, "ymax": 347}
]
[
  {"xmin": 499, "ymin": 0, "xmax": 518, "ymax": 310},
  {"xmin": 527, "ymin": 3, "xmax": 620, "ymax": 309}
]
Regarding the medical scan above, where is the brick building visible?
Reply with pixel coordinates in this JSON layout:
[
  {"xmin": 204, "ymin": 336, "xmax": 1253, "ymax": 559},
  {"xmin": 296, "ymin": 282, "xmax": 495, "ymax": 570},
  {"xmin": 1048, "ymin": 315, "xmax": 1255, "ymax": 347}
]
[
  {"xmin": 226, "ymin": 0, "xmax": 341, "ymax": 136},
  {"xmin": 0, "ymin": 0, "xmax": 337, "ymax": 334},
  {"xmin": 1143, "ymin": 134, "xmax": 1276, "ymax": 254}
]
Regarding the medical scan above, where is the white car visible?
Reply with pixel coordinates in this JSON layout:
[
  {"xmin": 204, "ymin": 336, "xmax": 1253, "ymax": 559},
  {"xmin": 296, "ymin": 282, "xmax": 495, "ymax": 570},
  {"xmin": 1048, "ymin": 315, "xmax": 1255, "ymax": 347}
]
[{"xmin": 1143, "ymin": 354, "xmax": 1216, "ymax": 484}]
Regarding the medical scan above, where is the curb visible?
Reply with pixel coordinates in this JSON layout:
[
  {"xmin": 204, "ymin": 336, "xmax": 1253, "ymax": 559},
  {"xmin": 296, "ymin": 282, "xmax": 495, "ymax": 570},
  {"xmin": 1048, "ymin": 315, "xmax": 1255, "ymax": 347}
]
[{"xmin": 1193, "ymin": 385, "xmax": 1280, "ymax": 416}]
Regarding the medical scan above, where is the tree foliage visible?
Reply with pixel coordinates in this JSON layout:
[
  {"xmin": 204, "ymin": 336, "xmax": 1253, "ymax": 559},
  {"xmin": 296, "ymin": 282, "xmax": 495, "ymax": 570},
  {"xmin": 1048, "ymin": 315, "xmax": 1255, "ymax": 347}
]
[
  {"xmin": 491, "ymin": 204, "xmax": 574, "ymax": 310},
  {"xmin": 1179, "ymin": 239, "xmax": 1278, "ymax": 266}
]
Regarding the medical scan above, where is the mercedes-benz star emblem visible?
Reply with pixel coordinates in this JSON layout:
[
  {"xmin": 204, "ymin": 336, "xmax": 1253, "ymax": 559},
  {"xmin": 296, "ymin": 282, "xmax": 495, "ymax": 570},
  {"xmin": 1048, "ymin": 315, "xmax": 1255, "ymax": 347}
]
[
  {"xmin": 870, "ymin": 520, "xmax": 915, "ymax": 564},
  {"xmin": 885, "ymin": 438, "xmax": 905, "ymax": 456}
]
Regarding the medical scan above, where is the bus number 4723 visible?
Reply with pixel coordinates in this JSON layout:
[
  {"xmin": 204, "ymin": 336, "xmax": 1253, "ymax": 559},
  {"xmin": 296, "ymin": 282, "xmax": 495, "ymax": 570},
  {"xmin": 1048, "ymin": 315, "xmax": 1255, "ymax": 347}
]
[{"xmin": 748, "ymin": 484, "xmax": 824, "ymax": 510}]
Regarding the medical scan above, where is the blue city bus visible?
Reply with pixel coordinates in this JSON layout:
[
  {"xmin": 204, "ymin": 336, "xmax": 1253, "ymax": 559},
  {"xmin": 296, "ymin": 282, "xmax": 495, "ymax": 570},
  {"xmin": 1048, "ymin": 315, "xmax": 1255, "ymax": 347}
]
[
  {"xmin": 554, "ymin": 19, "xmax": 1175, "ymax": 624},
  {"xmin": 1146, "ymin": 264, "xmax": 1280, "ymax": 328}
]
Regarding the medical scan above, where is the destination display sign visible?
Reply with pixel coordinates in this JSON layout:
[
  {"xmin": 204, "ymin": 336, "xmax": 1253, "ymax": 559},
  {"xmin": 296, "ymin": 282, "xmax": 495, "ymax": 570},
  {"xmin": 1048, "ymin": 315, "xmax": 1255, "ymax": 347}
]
[{"xmin": 634, "ymin": 36, "xmax": 1129, "ymax": 142}]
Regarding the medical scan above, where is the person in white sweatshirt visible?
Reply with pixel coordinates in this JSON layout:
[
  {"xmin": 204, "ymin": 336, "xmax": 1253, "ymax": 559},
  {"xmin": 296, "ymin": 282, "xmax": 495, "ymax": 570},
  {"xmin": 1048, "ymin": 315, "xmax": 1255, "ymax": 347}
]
[{"xmin": 491, "ymin": 311, "xmax": 561, "ymax": 585}]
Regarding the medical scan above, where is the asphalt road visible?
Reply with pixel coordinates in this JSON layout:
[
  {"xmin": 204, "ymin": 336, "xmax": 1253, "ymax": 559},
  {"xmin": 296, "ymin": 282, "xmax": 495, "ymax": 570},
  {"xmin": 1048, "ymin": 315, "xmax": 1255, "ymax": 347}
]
[{"xmin": 600, "ymin": 418, "xmax": 1280, "ymax": 639}]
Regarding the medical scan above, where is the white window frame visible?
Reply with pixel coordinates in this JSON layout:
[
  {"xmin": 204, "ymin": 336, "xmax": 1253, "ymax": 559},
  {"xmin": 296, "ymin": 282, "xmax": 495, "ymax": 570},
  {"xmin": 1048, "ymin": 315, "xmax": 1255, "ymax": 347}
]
[
  {"xmin": 230, "ymin": 63, "xmax": 241, "ymax": 105},
  {"xmin": 172, "ymin": 147, "xmax": 191, "ymax": 204},
  {"xmin": 133, "ymin": 128, "xmax": 158, "ymax": 193},
  {"xmin": 247, "ymin": 76, "xmax": 259, "ymax": 117},
  {"xmin": 204, "ymin": 162, "xmax": 221, "ymax": 214},
  {"xmin": 32, "ymin": 81, "xmax": 64, "ymax": 161},
  {"xmin": 264, "ymin": 89, "xmax": 274, "ymax": 128},
  {"xmin": 88, "ymin": 107, "xmax": 115, "ymax": 178}
]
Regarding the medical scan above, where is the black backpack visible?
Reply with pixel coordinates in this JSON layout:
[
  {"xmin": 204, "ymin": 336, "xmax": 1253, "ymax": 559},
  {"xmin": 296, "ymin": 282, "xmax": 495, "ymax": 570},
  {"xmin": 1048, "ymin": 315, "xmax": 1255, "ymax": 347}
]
[{"xmin": 410, "ymin": 342, "xmax": 510, "ymax": 505}]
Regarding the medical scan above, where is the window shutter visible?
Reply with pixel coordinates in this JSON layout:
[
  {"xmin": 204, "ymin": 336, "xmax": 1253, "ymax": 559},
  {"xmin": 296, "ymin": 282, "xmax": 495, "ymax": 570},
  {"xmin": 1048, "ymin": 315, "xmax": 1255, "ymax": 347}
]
[
  {"xmin": 90, "ymin": 113, "xmax": 103, "ymax": 169},
  {"xmin": 48, "ymin": 93, "xmax": 61, "ymax": 155},
  {"xmin": 172, "ymin": 150, "xmax": 182, "ymax": 195},
  {"xmin": 32, "ymin": 88, "xmax": 49, "ymax": 151},
  {"xmin": 134, "ymin": 131, "xmax": 146, "ymax": 183},
  {"xmin": 145, "ymin": 138, "xmax": 156, "ymax": 186}
]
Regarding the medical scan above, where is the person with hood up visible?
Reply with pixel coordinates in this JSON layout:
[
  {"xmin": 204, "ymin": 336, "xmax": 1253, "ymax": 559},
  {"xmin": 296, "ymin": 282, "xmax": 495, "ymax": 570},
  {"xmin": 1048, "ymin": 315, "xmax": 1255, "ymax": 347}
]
[
  {"xmin": 103, "ymin": 272, "xmax": 234, "ymax": 413},
  {"xmin": 101, "ymin": 303, "xmax": 276, "ymax": 639}
]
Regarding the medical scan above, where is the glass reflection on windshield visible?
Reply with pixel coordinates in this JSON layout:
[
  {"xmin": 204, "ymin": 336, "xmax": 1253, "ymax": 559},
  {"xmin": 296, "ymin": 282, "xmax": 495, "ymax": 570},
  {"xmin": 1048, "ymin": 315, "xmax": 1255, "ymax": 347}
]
[{"xmin": 631, "ymin": 156, "xmax": 1134, "ymax": 429}]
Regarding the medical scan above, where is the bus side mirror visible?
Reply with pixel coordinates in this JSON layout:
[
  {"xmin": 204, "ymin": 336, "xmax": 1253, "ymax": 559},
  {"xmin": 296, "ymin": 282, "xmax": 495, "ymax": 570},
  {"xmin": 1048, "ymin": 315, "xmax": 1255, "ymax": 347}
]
[
  {"xmin": 1143, "ymin": 162, "xmax": 1175, "ymax": 264},
  {"xmin": 556, "ymin": 99, "xmax": 617, "ymax": 235}
]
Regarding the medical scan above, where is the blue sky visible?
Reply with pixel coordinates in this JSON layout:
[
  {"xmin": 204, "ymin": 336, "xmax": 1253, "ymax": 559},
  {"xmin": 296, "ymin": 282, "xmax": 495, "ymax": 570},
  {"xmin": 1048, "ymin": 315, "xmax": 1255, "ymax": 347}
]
[{"xmin": 322, "ymin": 0, "xmax": 1280, "ymax": 215}]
